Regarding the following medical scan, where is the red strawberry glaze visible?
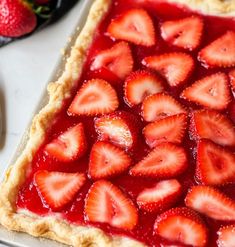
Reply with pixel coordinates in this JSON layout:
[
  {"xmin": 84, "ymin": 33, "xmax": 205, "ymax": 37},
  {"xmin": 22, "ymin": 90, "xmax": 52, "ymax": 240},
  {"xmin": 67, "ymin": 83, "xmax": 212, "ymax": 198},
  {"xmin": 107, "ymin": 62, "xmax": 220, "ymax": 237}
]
[{"xmin": 16, "ymin": 0, "xmax": 235, "ymax": 246}]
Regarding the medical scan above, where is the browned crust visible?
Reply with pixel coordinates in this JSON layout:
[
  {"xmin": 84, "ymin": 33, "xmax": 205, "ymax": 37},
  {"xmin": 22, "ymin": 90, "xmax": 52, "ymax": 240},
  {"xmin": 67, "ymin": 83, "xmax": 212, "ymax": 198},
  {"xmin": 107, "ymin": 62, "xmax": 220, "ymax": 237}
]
[
  {"xmin": 165, "ymin": 0, "xmax": 235, "ymax": 16},
  {"xmin": 0, "ymin": 0, "xmax": 235, "ymax": 246}
]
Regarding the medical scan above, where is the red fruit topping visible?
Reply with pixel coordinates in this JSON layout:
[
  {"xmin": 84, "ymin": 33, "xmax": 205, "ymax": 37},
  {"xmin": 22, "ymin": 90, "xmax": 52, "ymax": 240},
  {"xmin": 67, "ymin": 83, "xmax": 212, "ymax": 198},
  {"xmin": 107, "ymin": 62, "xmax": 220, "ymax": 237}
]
[
  {"xmin": 124, "ymin": 70, "xmax": 164, "ymax": 107},
  {"xmin": 68, "ymin": 79, "xmax": 119, "ymax": 116},
  {"xmin": 84, "ymin": 180, "xmax": 138, "ymax": 230},
  {"xmin": 88, "ymin": 141, "xmax": 132, "ymax": 180},
  {"xmin": 34, "ymin": 171, "xmax": 86, "ymax": 210},
  {"xmin": 185, "ymin": 185, "xmax": 235, "ymax": 221},
  {"xmin": 94, "ymin": 111, "xmax": 138, "ymax": 150},
  {"xmin": 199, "ymin": 31, "xmax": 235, "ymax": 68},
  {"xmin": 141, "ymin": 93, "xmax": 186, "ymax": 122},
  {"xmin": 0, "ymin": 0, "xmax": 37, "ymax": 37},
  {"xmin": 129, "ymin": 143, "xmax": 187, "ymax": 178},
  {"xmin": 143, "ymin": 113, "xmax": 188, "ymax": 148},
  {"xmin": 88, "ymin": 67, "xmax": 121, "ymax": 85},
  {"xmin": 137, "ymin": 179, "xmax": 182, "ymax": 213},
  {"xmin": 154, "ymin": 207, "xmax": 208, "ymax": 247},
  {"xmin": 90, "ymin": 42, "xmax": 133, "ymax": 80},
  {"xmin": 229, "ymin": 100, "xmax": 235, "ymax": 124},
  {"xmin": 161, "ymin": 16, "xmax": 203, "ymax": 51},
  {"xmin": 229, "ymin": 69, "xmax": 235, "ymax": 91},
  {"xmin": 107, "ymin": 8, "xmax": 155, "ymax": 46},
  {"xmin": 217, "ymin": 225, "xmax": 235, "ymax": 247},
  {"xmin": 142, "ymin": 52, "xmax": 194, "ymax": 87},
  {"xmin": 44, "ymin": 123, "xmax": 87, "ymax": 162},
  {"xmin": 181, "ymin": 72, "xmax": 231, "ymax": 110},
  {"xmin": 191, "ymin": 110, "xmax": 235, "ymax": 147},
  {"xmin": 196, "ymin": 139, "xmax": 235, "ymax": 186}
]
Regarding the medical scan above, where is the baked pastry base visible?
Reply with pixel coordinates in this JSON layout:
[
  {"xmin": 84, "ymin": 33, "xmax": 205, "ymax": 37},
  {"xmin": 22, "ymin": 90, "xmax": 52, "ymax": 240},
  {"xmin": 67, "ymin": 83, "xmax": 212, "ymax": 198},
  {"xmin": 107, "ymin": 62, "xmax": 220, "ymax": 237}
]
[
  {"xmin": 165, "ymin": 0, "xmax": 235, "ymax": 16},
  {"xmin": 0, "ymin": 0, "xmax": 235, "ymax": 246}
]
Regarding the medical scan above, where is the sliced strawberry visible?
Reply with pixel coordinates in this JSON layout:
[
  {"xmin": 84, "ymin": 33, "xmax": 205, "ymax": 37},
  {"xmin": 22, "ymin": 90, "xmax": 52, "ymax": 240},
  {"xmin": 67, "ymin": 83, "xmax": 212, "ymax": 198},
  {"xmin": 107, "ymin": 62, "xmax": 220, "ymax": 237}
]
[
  {"xmin": 44, "ymin": 123, "xmax": 87, "ymax": 162},
  {"xmin": 141, "ymin": 93, "xmax": 186, "ymax": 122},
  {"xmin": 229, "ymin": 100, "xmax": 235, "ymax": 124},
  {"xmin": 142, "ymin": 52, "xmax": 194, "ymax": 87},
  {"xmin": 94, "ymin": 111, "xmax": 138, "ymax": 150},
  {"xmin": 84, "ymin": 180, "xmax": 138, "ymax": 230},
  {"xmin": 181, "ymin": 72, "xmax": 231, "ymax": 110},
  {"xmin": 185, "ymin": 185, "xmax": 235, "ymax": 221},
  {"xmin": 161, "ymin": 16, "xmax": 203, "ymax": 51},
  {"xmin": 90, "ymin": 42, "xmax": 133, "ymax": 80},
  {"xmin": 67, "ymin": 79, "xmax": 119, "ymax": 116},
  {"xmin": 124, "ymin": 70, "xmax": 164, "ymax": 107},
  {"xmin": 143, "ymin": 113, "xmax": 188, "ymax": 148},
  {"xmin": 191, "ymin": 110, "xmax": 235, "ymax": 147},
  {"xmin": 87, "ymin": 67, "xmax": 120, "ymax": 85},
  {"xmin": 196, "ymin": 139, "xmax": 235, "ymax": 186},
  {"xmin": 229, "ymin": 69, "xmax": 235, "ymax": 91},
  {"xmin": 129, "ymin": 143, "xmax": 187, "ymax": 178},
  {"xmin": 217, "ymin": 225, "xmax": 235, "ymax": 247},
  {"xmin": 137, "ymin": 179, "xmax": 182, "ymax": 213},
  {"xmin": 107, "ymin": 8, "xmax": 155, "ymax": 47},
  {"xmin": 198, "ymin": 31, "xmax": 235, "ymax": 68},
  {"xmin": 154, "ymin": 207, "xmax": 208, "ymax": 247},
  {"xmin": 88, "ymin": 141, "xmax": 132, "ymax": 180},
  {"xmin": 34, "ymin": 171, "xmax": 86, "ymax": 210}
]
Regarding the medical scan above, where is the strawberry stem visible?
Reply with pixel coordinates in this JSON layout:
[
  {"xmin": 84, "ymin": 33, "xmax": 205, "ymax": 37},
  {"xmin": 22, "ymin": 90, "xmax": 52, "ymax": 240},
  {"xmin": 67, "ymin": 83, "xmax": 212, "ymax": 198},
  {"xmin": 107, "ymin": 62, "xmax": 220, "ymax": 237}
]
[
  {"xmin": 25, "ymin": 0, "xmax": 52, "ymax": 19},
  {"xmin": 34, "ymin": 6, "xmax": 52, "ymax": 19}
]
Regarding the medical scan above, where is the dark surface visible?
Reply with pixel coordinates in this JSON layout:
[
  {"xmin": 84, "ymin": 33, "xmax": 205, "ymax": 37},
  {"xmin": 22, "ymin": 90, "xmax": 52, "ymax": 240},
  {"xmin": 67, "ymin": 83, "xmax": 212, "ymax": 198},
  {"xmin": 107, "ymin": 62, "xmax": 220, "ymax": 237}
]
[{"xmin": 0, "ymin": 0, "xmax": 80, "ymax": 47}]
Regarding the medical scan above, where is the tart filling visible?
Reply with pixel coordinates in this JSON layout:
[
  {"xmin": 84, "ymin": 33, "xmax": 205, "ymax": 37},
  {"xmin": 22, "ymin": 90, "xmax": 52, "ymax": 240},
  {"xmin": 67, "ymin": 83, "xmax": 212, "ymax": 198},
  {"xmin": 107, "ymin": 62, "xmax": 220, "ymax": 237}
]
[{"xmin": 1, "ymin": 0, "xmax": 235, "ymax": 246}]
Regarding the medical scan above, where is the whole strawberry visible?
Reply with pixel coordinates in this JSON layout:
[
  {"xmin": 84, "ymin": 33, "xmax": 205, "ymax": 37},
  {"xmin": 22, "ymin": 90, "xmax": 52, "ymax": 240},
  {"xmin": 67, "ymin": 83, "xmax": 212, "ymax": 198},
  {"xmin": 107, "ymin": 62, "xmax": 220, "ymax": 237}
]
[{"xmin": 0, "ymin": 0, "xmax": 37, "ymax": 37}]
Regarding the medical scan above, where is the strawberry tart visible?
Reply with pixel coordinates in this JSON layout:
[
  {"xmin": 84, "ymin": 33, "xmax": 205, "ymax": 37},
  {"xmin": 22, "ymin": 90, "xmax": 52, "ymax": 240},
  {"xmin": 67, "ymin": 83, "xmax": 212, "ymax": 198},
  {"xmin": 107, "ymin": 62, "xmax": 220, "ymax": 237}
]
[{"xmin": 1, "ymin": 0, "xmax": 235, "ymax": 246}]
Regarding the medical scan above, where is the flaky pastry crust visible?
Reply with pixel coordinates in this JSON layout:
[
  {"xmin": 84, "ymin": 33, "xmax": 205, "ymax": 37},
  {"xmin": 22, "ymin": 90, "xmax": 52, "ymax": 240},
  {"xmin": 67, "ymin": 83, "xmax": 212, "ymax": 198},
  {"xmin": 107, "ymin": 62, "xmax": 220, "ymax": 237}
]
[
  {"xmin": 165, "ymin": 0, "xmax": 235, "ymax": 16},
  {"xmin": 0, "ymin": 0, "xmax": 235, "ymax": 246}
]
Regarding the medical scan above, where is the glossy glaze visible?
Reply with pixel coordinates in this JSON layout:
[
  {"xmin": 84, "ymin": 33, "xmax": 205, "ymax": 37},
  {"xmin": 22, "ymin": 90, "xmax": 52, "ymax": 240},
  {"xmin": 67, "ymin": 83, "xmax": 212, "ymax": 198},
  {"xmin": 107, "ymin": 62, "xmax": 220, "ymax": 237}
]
[{"xmin": 17, "ymin": 0, "xmax": 235, "ymax": 246}]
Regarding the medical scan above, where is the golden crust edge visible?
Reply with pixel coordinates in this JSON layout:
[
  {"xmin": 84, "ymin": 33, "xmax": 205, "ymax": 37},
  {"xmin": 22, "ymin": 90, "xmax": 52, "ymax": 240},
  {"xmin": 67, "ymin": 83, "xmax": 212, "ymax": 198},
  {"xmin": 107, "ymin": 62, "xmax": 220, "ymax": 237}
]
[
  {"xmin": 165, "ymin": 0, "xmax": 235, "ymax": 16},
  {"xmin": 0, "ymin": 0, "xmax": 235, "ymax": 246}
]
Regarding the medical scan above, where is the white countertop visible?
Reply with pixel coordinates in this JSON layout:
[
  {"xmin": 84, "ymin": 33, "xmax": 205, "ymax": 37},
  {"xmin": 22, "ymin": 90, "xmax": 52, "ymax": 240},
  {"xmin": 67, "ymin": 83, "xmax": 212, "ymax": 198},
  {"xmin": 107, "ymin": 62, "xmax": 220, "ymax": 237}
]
[{"xmin": 0, "ymin": 1, "xmax": 86, "ymax": 178}]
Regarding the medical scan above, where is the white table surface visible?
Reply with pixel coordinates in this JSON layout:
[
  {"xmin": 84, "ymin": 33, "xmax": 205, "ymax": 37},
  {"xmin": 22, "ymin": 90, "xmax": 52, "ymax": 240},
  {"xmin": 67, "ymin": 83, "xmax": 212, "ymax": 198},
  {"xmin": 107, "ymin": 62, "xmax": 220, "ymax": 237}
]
[{"xmin": 0, "ymin": 0, "xmax": 86, "ymax": 178}]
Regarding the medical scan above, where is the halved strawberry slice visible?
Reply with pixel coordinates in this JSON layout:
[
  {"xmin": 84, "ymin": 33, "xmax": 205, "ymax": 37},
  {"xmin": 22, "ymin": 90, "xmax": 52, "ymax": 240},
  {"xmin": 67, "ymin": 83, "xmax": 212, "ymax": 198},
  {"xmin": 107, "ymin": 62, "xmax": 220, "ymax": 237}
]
[
  {"xmin": 84, "ymin": 180, "xmax": 138, "ymax": 230},
  {"xmin": 137, "ymin": 179, "xmax": 182, "ymax": 213},
  {"xmin": 143, "ymin": 113, "xmax": 188, "ymax": 148},
  {"xmin": 34, "ymin": 171, "xmax": 86, "ymax": 210},
  {"xmin": 196, "ymin": 139, "xmax": 235, "ymax": 186},
  {"xmin": 44, "ymin": 123, "xmax": 87, "ymax": 162},
  {"xmin": 141, "ymin": 93, "xmax": 186, "ymax": 122},
  {"xmin": 185, "ymin": 185, "xmax": 235, "ymax": 221},
  {"xmin": 229, "ymin": 69, "xmax": 235, "ymax": 91},
  {"xmin": 161, "ymin": 16, "xmax": 203, "ymax": 51},
  {"xmin": 68, "ymin": 79, "xmax": 119, "ymax": 116},
  {"xmin": 129, "ymin": 143, "xmax": 187, "ymax": 178},
  {"xmin": 154, "ymin": 207, "xmax": 208, "ymax": 247},
  {"xmin": 191, "ymin": 110, "xmax": 235, "ymax": 146},
  {"xmin": 107, "ymin": 8, "xmax": 155, "ymax": 47},
  {"xmin": 181, "ymin": 72, "xmax": 231, "ymax": 110},
  {"xmin": 199, "ymin": 31, "xmax": 235, "ymax": 68},
  {"xmin": 88, "ymin": 67, "xmax": 120, "ymax": 84},
  {"xmin": 94, "ymin": 111, "xmax": 138, "ymax": 150},
  {"xmin": 88, "ymin": 141, "xmax": 132, "ymax": 180},
  {"xmin": 124, "ymin": 70, "xmax": 164, "ymax": 107},
  {"xmin": 229, "ymin": 100, "xmax": 235, "ymax": 124},
  {"xmin": 142, "ymin": 52, "xmax": 194, "ymax": 87},
  {"xmin": 90, "ymin": 42, "xmax": 133, "ymax": 80},
  {"xmin": 217, "ymin": 225, "xmax": 235, "ymax": 247}
]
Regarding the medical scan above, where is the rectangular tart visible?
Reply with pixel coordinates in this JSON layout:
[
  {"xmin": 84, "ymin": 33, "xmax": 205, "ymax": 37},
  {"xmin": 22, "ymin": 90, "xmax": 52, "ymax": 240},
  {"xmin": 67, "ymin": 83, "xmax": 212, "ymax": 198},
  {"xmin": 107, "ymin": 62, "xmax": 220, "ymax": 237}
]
[{"xmin": 1, "ymin": 0, "xmax": 235, "ymax": 246}]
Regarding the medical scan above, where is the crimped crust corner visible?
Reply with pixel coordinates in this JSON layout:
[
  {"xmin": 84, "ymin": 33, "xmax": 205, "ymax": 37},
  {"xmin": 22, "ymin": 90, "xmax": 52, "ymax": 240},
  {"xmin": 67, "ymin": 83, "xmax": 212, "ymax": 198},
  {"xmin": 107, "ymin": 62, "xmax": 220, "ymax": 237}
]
[{"xmin": 166, "ymin": 0, "xmax": 235, "ymax": 16}]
